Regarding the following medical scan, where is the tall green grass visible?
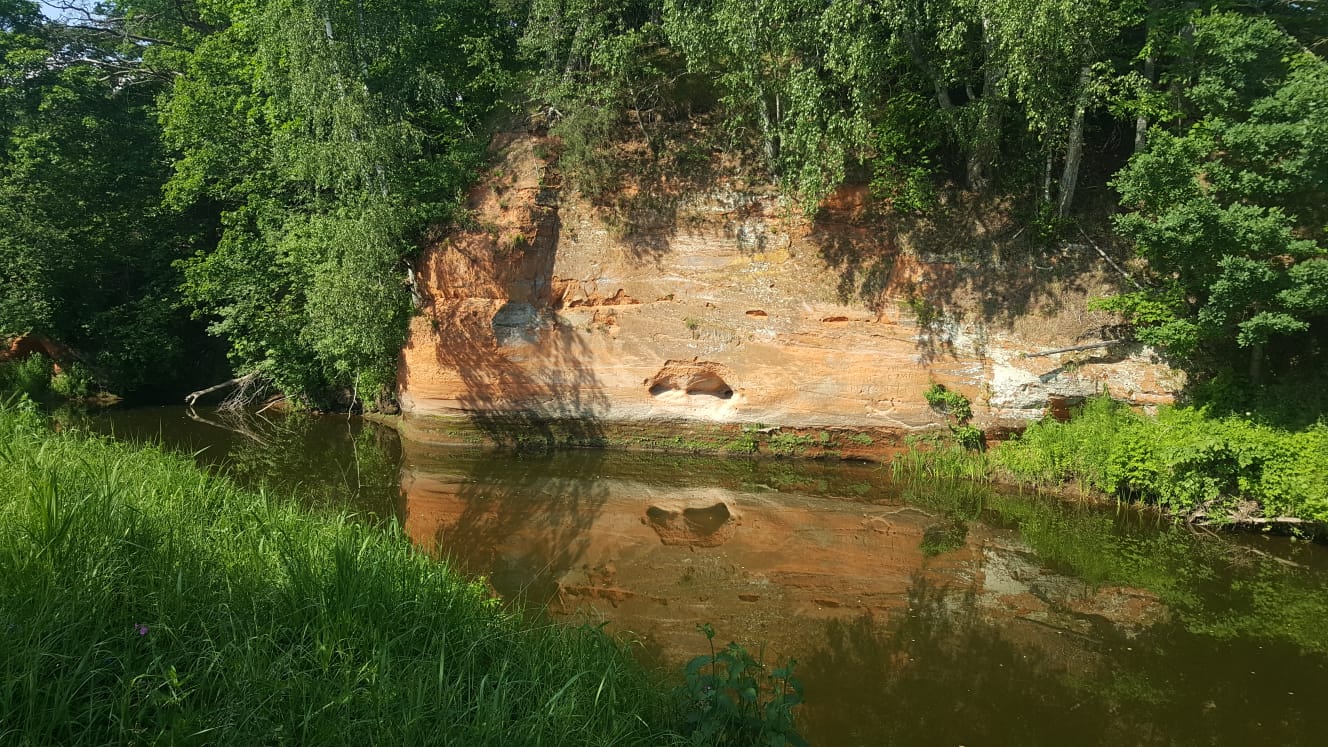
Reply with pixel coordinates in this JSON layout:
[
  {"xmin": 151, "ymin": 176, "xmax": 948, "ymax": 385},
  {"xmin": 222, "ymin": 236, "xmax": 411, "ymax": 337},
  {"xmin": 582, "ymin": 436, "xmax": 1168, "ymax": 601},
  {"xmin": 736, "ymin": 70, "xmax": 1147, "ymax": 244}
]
[
  {"xmin": 0, "ymin": 403, "xmax": 683, "ymax": 745},
  {"xmin": 888, "ymin": 436, "xmax": 991, "ymax": 484},
  {"xmin": 0, "ymin": 356, "xmax": 51, "ymax": 399},
  {"xmin": 993, "ymin": 396, "xmax": 1328, "ymax": 523}
]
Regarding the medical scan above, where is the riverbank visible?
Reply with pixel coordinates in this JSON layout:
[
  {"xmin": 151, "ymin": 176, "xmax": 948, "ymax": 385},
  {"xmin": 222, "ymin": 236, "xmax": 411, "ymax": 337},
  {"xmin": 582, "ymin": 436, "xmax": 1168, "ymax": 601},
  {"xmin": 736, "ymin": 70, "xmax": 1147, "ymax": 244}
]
[
  {"xmin": 0, "ymin": 404, "xmax": 686, "ymax": 745},
  {"xmin": 19, "ymin": 402, "xmax": 1328, "ymax": 744},
  {"xmin": 994, "ymin": 396, "xmax": 1328, "ymax": 529},
  {"xmin": 384, "ymin": 394, "xmax": 1328, "ymax": 536}
]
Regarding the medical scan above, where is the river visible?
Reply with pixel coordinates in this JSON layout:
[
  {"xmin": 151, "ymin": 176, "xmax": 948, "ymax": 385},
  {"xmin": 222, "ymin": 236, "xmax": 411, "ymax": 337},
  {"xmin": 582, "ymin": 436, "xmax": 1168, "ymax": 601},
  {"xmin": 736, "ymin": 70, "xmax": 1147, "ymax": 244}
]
[{"xmin": 79, "ymin": 406, "xmax": 1328, "ymax": 746}]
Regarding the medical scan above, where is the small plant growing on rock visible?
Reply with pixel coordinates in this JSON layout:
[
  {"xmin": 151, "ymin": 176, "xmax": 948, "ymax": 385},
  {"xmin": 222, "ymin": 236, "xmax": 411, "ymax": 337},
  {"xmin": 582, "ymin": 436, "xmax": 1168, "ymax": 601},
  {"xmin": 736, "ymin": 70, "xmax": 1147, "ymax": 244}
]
[
  {"xmin": 683, "ymin": 317, "xmax": 701, "ymax": 338},
  {"xmin": 768, "ymin": 432, "xmax": 816, "ymax": 456},
  {"xmin": 925, "ymin": 384, "xmax": 972, "ymax": 422},
  {"xmin": 675, "ymin": 624, "xmax": 807, "ymax": 746},
  {"xmin": 925, "ymin": 384, "xmax": 984, "ymax": 450},
  {"xmin": 903, "ymin": 294, "xmax": 941, "ymax": 328}
]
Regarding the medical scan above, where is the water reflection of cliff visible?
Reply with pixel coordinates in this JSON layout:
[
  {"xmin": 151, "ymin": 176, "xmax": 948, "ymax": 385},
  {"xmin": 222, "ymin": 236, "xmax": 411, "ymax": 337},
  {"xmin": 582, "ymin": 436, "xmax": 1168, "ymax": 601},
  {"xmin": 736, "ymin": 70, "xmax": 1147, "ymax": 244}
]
[
  {"xmin": 395, "ymin": 445, "xmax": 1328, "ymax": 745},
  {"xmin": 84, "ymin": 407, "xmax": 1328, "ymax": 744}
]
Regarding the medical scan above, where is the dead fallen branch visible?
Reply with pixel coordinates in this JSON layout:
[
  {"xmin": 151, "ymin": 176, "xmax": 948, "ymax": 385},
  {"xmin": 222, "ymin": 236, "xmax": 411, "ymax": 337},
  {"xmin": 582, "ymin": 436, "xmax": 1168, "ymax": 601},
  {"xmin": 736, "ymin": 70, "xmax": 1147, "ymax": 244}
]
[
  {"xmin": 1078, "ymin": 227, "xmax": 1146, "ymax": 291},
  {"xmin": 184, "ymin": 373, "xmax": 258, "ymax": 407},
  {"xmin": 1022, "ymin": 340, "xmax": 1125, "ymax": 358}
]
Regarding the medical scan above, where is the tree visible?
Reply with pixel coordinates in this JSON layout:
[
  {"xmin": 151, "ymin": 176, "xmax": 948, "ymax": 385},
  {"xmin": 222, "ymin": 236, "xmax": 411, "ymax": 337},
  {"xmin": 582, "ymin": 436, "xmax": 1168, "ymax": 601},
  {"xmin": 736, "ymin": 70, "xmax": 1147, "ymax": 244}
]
[
  {"xmin": 1103, "ymin": 11, "xmax": 1328, "ymax": 382},
  {"xmin": 663, "ymin": 0, "xmax": 871, "ymax": 207},
  {"xmin": 520, "ymin": 0, "xmax": 675, "ymax": 191},
  {"xmin": 982, "ymin": 0, "xmax": 1124, "ymax": 217},
  {"xmin": 1, "ymin": 1, "xmax": 211, "ymax": 393},
  {"xmin": 149, "ymin": 0, "xmax": 518, "ymax": 406}
]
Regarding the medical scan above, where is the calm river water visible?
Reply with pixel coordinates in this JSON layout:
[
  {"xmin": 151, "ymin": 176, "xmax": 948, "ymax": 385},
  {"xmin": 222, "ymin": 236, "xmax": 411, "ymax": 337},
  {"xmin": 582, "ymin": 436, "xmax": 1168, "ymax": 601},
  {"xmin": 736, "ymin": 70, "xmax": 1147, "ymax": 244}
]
[{"xmin": 81, "ymin": 406, "xmax": 1328, "ymax": 746}]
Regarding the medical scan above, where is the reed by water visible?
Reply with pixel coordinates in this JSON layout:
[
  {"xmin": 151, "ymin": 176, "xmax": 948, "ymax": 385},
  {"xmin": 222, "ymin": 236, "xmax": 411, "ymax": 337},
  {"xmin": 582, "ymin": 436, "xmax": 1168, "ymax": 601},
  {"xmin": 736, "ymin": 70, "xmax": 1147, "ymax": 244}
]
[{"xmin": 0, "ymin": 402, "xmax": 682, "ymax": 745}]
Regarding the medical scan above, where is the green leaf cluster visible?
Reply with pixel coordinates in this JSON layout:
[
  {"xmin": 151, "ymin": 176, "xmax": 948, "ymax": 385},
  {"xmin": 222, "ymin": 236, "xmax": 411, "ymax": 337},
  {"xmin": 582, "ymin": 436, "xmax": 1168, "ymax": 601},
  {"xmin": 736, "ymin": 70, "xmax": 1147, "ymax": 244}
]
[
  {"xmin": 158, "ymin": 0, "xmax": 519, "ymax": 406},
  {"xmin": 1106, "ymin": 11, "xmax": 1328, "ymax": 378},
  {"xmin": 995, "ymin": 396, "xmax": 1328, "ymax": 522},
  {"xmin": 675, "ymin": 624, "xmax": 807, "ymax": 746},
  {"xmin": 925, "ymin": 383, "xmax": 984, "ymax": 449},
  {"xmin": 1, "ymin": 1, "xmax": 210, "ymax": 394}
]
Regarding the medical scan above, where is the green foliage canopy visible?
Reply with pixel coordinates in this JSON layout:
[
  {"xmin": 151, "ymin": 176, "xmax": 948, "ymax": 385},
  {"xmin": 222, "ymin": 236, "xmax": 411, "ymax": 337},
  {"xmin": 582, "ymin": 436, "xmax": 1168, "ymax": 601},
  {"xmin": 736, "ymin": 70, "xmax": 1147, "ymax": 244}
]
[
  {"xmin": 1104, "ymin": 12, "xmax": 1328, "ymax": 376},
  {"xmin": 150, "ymin": 0, "xmax": 519, "ymax": 404},
  {"xmin": 0, "ymin": 1, "xmax": 206, "ymax": 393}
]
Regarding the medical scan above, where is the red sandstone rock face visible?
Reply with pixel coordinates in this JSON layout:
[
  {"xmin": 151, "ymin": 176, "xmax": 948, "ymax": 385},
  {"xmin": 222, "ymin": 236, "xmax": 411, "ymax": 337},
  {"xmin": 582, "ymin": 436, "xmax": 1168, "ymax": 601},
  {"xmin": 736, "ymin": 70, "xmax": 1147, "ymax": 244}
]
[
  {"xmin": 2, "ymin": 334, "xmax": 70, "ymax": 365},
  {"xmin": 399, "ymin": 135, "xmax": 1179, "ymax": 430}
]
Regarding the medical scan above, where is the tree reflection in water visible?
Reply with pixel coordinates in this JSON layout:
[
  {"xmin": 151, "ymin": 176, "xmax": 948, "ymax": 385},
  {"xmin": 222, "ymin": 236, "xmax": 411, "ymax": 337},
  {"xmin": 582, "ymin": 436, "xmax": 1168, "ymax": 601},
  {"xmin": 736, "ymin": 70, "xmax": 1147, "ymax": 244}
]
[
  {"xmin": 78, "ymin": 406, "xmax": 404, "ymax": 521},
  {"xmin": 799, "ymin": 575, "xmax": 1325, "ymax": 746}
]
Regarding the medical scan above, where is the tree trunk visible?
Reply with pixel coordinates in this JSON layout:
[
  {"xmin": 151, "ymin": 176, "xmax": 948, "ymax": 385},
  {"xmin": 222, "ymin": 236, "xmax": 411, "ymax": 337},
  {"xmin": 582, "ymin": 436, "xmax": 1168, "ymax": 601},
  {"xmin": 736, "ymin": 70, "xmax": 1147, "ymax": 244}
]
[
  {"xmin": 1134, "ymin": 1, "xmax": 1158, "ymax": 153},
  {"xmin": 1042, "ymin": 148, "xmax": 1054, "ymax": 206},
  {"xmin": 184, "ymin": 372, "xmax": 259, "ymax": 407},
  {"xmin": 966, "ymin": 17, "xmax": 1004, "ymax": 190},
  {"xmin": 932, "ymin": 79, "xmax": 954, "ymax": 111},
  {"xmin": 1134, "ymin": 52, "xmax": 1156, "ymax": 153},
  {"xmin": 967, "ymin": 97, "xmax": 1004, "ymax": 190},
  {"xmin": 1056, "ymin": 65, "xmax": 1093, "ymax": 218},
  {"xmin": 758, "ymin": 99, "xmax": 779, "ymax": 166},
  {"xmin": 902, "ymin": 27, "xmax": 954, "ymax": 113}
]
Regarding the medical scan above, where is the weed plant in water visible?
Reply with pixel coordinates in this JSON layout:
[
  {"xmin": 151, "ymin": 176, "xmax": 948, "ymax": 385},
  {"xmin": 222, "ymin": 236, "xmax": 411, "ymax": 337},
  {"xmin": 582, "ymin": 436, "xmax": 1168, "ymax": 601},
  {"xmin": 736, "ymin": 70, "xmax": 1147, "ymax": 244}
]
[{"xmin": 675, "ymin": 624, "xmax": 806, "ymax": 746}]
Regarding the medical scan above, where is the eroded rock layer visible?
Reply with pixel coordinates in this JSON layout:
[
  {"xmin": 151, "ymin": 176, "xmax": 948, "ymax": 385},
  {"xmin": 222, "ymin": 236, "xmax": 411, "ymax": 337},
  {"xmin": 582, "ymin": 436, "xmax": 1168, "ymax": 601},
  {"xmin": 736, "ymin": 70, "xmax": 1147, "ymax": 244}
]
[{"xmin": 399, "ymin": 134, "xmax": 1179, "ymax": 431}]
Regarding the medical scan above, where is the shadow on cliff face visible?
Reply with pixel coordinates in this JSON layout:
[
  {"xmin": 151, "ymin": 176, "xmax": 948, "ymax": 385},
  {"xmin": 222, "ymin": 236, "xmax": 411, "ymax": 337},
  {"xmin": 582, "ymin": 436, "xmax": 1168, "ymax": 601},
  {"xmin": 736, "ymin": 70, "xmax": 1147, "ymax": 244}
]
[
  {"xmin": 810, "ymin": 189, "xmax": 1130, "ymax": 362},
  {"xmin": 414, "ymin": 203, "xmax": 610, "ymax": 449},
  {"xmin": 798, "ymin": 574, "xmax": 1327, "ymax": 747},
  {"xmin": 571, "ymin": 122, "xmax": 739, "ymax": 265}
]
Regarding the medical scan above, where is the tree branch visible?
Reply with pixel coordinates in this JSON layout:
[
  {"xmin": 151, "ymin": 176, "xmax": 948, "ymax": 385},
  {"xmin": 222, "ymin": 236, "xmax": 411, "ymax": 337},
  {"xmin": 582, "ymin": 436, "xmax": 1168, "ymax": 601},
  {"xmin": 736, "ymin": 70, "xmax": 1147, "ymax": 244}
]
[
  {"xmin": 184, "ymin": 372, "xmax": 259, "ymax": 407},
  {"xmin": 1022, "ymin": 340, "xmax": 1125, "ymax": 358}
]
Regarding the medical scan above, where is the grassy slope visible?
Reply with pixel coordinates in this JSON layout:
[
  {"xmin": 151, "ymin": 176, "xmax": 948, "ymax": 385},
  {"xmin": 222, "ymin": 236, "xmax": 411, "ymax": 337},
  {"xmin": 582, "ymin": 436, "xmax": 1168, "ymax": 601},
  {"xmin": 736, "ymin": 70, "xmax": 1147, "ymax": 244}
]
[{"xmin": 0, "ymin": 404, "xmax": 681, "ymax": 746}]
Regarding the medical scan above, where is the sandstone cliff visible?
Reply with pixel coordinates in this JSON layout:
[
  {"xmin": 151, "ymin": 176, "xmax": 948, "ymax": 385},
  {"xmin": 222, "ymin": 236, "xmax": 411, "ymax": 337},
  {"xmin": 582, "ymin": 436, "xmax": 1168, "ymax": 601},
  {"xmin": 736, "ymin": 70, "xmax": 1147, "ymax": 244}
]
[{"xmin": 398, "ymin": 134, "xmax": 1179, "ymax": 438}]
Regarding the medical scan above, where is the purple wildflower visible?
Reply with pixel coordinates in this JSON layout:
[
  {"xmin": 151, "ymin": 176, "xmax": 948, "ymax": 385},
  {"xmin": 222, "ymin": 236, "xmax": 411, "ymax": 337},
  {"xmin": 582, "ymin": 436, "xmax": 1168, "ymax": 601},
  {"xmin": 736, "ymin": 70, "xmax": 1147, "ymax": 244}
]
[{"xmin": 135, "ymin": 624, "xmax": 149, "ymax": 636}]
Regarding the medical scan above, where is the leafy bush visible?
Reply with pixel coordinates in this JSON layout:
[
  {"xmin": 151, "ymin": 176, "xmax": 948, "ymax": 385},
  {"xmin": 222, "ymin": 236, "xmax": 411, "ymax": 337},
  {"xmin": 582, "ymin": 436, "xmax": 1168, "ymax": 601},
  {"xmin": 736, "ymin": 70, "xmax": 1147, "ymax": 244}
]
[
  {"xmin": 49, "ymin": 361, "xmax": 94, "ymax": 399},
  {"xmin": 925, "ymin": 384, "xmax": 985, "ymax": 450},
  {"xmin": 994, "ymin": 396, "xmax": 1328, "ymax": 522},
  {"xmin": 925, "ymin": 384, "xmax": 974, "ymax": 424},
  {"xmin": 952, "ymin": 424, "xmax": 985, "ymax": 451},
  {"xmin": 0, "ymin": 355, "xmax": 50, "ymax": 398},
  {"xmin": 674, "ymin": 624, "xmax": 806, "ymax": 746}
]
